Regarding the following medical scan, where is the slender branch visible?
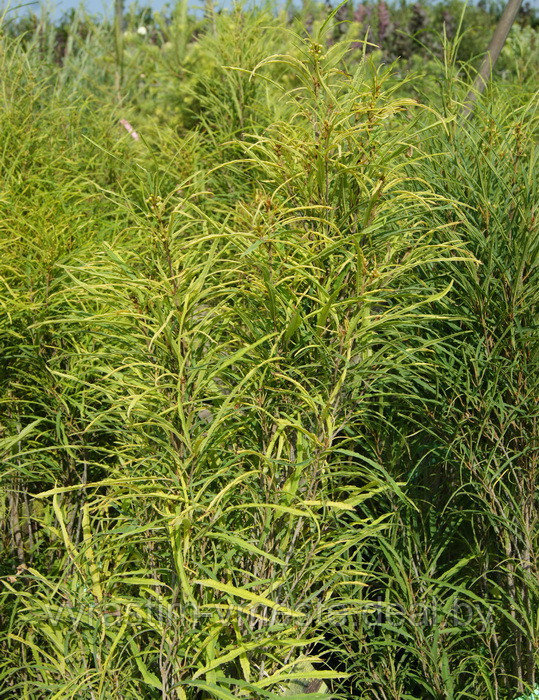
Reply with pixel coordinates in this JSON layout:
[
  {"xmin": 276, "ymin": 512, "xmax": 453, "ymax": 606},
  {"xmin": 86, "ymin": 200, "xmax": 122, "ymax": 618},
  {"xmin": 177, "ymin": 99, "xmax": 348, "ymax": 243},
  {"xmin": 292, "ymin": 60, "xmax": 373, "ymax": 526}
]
[
  {"xmin": 114, "ymin": 0, "xmax": 124, "ymax": 102},
  {"xmin": 462, "ymin": 0, "xmax": 523, "ymax": 118}
]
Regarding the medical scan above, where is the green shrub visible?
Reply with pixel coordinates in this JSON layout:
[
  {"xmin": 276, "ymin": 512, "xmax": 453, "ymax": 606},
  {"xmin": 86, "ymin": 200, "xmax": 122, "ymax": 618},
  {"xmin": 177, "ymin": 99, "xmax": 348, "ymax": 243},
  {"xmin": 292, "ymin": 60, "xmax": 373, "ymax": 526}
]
[{"xmin": 0, "ymin": 3, "xmax": 537, "ymax": 698}]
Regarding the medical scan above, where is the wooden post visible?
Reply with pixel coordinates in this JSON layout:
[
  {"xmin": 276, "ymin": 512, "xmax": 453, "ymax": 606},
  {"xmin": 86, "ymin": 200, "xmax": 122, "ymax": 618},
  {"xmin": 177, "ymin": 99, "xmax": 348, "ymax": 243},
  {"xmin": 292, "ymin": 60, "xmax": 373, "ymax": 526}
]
[
  {"xmin": 462, "ymin": 0, "xmax": 523, "ymax": 118},
  {"xmin": 114, "ymin": 0, "xmax": 124, "ymax": 102}
]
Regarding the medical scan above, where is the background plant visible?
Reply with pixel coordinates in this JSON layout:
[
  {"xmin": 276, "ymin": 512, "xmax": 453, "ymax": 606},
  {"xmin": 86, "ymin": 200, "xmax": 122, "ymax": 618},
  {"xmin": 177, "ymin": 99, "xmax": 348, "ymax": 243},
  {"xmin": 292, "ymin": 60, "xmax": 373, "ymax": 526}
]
[{"xmin": 0, "ymin": 1, "xmax": 537, "ymax": 698}]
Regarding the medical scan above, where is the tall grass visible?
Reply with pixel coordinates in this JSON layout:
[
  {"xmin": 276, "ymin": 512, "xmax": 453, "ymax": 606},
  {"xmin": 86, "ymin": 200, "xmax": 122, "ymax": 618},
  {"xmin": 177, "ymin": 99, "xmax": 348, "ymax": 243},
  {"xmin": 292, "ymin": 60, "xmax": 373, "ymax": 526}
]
[{"xmin": 0, "ymin": 2, "xmax": 537, "ymax": 698}]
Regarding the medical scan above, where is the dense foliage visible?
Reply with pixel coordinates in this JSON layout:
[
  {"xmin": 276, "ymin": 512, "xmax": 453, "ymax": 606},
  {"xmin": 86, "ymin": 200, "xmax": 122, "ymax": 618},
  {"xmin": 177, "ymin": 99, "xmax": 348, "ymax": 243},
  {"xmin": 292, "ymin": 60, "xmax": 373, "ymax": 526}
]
[{"xmin": 0, "ymin": 1, "xmax": 537, "ymax": 698}]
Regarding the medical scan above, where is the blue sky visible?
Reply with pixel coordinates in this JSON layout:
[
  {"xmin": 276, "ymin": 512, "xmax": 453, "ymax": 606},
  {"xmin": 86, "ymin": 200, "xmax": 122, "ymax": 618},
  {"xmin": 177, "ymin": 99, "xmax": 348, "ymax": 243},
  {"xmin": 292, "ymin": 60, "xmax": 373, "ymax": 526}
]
[
  {"xmin": 4, "ymin": 0, "xmax": 538, "ymax": 23},
  {"xmin": 3, "ymin": 0, "xmax": 178, "ymax": 19},
  {"xmin": 2, "ymin": 0, "xmax": 218, "ymax": 21}
]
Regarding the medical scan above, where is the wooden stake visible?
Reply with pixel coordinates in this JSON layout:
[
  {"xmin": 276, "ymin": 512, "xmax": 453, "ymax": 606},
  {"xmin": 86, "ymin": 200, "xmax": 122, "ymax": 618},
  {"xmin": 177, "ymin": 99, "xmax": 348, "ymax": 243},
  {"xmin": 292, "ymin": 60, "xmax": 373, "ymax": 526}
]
[{"xmin": 462, "ymin": 0, "xmax": 523, "ymax": 118}]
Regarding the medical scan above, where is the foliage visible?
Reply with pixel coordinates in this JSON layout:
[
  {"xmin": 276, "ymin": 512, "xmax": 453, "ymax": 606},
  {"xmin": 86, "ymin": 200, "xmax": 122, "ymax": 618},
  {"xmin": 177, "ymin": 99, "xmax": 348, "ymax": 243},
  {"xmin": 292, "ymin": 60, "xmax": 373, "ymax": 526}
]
[{"xmin": 0, "ymin": 1, "xmax": 537, "ymax": 698}]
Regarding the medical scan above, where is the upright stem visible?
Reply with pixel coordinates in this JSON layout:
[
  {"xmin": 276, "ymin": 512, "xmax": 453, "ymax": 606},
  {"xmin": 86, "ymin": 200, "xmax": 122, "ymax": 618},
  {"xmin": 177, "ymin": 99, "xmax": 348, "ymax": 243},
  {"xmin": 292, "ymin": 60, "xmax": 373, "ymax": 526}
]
[
  {"xmin": 462, "ymin": 0, "xmax": 523, "ymax": 118},
  {"xmin": 204, "ymin": 0, "xmax": 216, "ymax": 34},
  {"xmin": 114, "ymin": 0, "xmax": 124, "ymax": 102}
]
